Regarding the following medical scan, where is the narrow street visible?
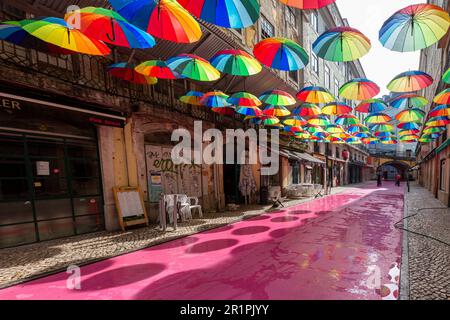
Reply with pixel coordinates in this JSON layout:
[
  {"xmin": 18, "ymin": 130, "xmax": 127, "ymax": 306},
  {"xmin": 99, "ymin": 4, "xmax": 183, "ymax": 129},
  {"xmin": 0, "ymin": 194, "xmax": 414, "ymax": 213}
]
[{"xmin": 0, "ymin": 181, "xmax": 405, "ymax": 300}]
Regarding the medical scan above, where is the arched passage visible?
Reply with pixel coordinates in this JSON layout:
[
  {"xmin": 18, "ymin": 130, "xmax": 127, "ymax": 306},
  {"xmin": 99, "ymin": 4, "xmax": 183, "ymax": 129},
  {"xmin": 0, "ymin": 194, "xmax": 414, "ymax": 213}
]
[{"xmin": 377, "ymin": 161, "xmax": 411, "ymax": 180}]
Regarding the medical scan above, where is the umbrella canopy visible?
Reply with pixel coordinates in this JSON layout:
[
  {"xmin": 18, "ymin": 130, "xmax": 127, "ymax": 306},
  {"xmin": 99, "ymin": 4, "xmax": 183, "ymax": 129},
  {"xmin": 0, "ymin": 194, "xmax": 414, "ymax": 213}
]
[
  {"xmin": 356, "ymin": 99, "xmax": 387, "ymax": 114},
  {"xmin": 304, "ymin": 124, "xmax": 325, "ymax": 134},
  {"xmin": 370, "ymin": 123, "xmax": 395, "ymax": 132},
  {"xmin": 135, "ymin": 60, "xmax": 182, "ymax": 79},
  {"xmin": 19, "ymin": 17, "xmax": 110, "ymax": 55},
  {"xmin": 261, "ymin": 116, "xmax": 280, "ymax": 126},
  {"xmin": 278, "ymin": 0, "xmax": 335, "ymax": 9},
  {"xmin": 212, "ymin": 107, "xmax": 235, "ymax": 116},
  {"xmin": 200, "ymin": 91, "xmax": 230, "ymax": 107},
  {"xmin": 426, "ymin": 116, "xmax": 450, "ymax": 127},
  {"xmin": 321, "ymin": 102, "xmax": 352, "ymax": 116},
  {"xmin": 64, "ymin": 7, "xmax": 155, "ymax": 49},
  {"xmin": 354, "ymin": 132, "xmax": 370, "ymax": 138},
  {"xmin": 210, "ymin": 49, "xmax": 261, "ymax": 76},
  {"xmin": 178, "ymin": 0, "xmax": 260, "ymax": 29},
  {"xmin": 235, "ymin": 106, "xmax": 263, "ymax": 117},
  {"xmin": 339, "ymin": 78, "xmax": 380, "ymax": 101},
  {"xmin": 362, "ymin": 137, "xmax": 379, "ymax": 145},
  {"xmin": 292, "ymin": 103, "xmax": 322, "ymax": 117},
  {"xmin": 253, "ymin": 37, "xmax": 309, "ymax": 71},
  {"xmin": 244, "ymin": 116, "xmax": 262, "ymax": 125},
  {"xmin": 381, "ymin": 139, "xmax": 398, "ymax": 145},
  {"xmin": 308, "ymin": 115, "xmax": 331, "ymax": 127},
  {"xmin": 179, "ymin": 91, "xmax": 204, "ymax": 105},
  {"xmin": 421, "ymin": 133, "xmax": 443, "ymax": 140},
  {"xmin": 433, "ymin": 88, "xmax": 450, "ymax": 105},
  {"xmin": 263, "ymin": 105, "xmax": 291, "ymax": 117},
  {"xmin": 399, "ymin": 129, "xmax": 420, "ymax": 136},
  {"xmin": 283, "ymin": 116, "xmax": 307, "ymax": 127},
  {"xmin": 325, "ymin": 124, "xmax": 345, "ymax": 134},
  {"xmin": 379, "ymin": 3, "xmax": 450, "ymax": 52},
  {"xmin": 109, "ymin": 0, "xmax": 202, "ymax": 43},
  {"xmin": 312, "ymin": 26, "xmax": 371, "ymax": 62},
  {"xmin": 365, "ymin": 113, "xmax": 392, "ymax": 124},
  {"xmin": 399, "ymin": 134, "xmax": 419, "ymax": 141},
  {"xmin": 423, "ymin": 126, "xmax": 446, "ymax": 134},
  {"xmin": 228, "ymin": 92, "xmax": 261, "ymax": 107},
  {"xmin": 387, "ymin": 70, "xmax": 433, "ymax": 93},
  {"xmin": 107, "ymin": 62, "xmax": 158, "ymax": 84},
  {"xmin": 259, "ymin": 90, "xmax": 296, "ymax": 106},
  {"xmin": 429, "ymin": 105, "xmax": 450, "ymax": 117},
  {"xmin": 297, "ymin": 86, "xmax": 335, "ymax": 104},
  {"xmin": 167, "ymin": 54, "xmax": 221, "ymax": 81},
  {"xmin": 374, "ymin": 131, "xmax": 394, "ymax": 138},
  {"xmin": 346, "ymin": 137, "xmax": 362, "ymax": 145},
  {"xmin": 419, "ymin": 135, "xmax": 436, "ymax": 143},
  {"xmin": 348, "ymin": 124, "xmax": 369, "ymax": 133},
  {"xmin": 335, "ymin": 114, "xmax": 359, "ymax": 126},
  {"xmin": 395, "ymin": 108, "xmax": 425, "ymax": 123},
  {"xmin": 397, "ymin": 122, "xmax": 420, "ymax": 130},
  {"xmin": 443, "ymin": 68, "xmax": 450, "ymax": 84},
  {"xmin": 390, "ymin": 94, "xmax": 429, "ymax": 109}
]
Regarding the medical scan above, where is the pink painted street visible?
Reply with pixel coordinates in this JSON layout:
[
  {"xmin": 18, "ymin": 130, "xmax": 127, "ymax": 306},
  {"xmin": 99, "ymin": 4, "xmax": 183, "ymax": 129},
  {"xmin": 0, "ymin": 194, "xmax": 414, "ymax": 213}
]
[{"xmin": 0, "ymin": 182, "xmax": 404, "ymax": 300}]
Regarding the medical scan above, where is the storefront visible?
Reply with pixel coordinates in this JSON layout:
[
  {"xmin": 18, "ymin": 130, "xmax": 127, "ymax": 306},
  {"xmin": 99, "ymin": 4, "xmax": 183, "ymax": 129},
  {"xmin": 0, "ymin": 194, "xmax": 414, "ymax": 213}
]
[{"xmin": 0, "ymin": 91, "xmax": 125, "ymax": 248}]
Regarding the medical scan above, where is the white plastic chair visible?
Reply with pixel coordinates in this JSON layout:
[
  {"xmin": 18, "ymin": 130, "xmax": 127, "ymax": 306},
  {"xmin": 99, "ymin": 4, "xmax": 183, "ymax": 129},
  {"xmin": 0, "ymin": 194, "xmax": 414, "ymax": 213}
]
[
  {"xmin": 176, "ymin": 194, "xmax": 203, "ymax": 220},
  {"xmin": 187, "ymin": 196, "xmax": 203, "ymax": 218}
]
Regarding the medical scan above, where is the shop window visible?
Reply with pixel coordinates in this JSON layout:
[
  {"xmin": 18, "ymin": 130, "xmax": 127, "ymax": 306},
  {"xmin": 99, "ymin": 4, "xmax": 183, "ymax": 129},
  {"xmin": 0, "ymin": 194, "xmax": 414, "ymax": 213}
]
[
  {"xmin": 260, "ymin": 16, "xmax": 274, "ymax": 39},
  {"xmin": 440, "ymin": 159, "xmax": 446, "ymax": 191}
]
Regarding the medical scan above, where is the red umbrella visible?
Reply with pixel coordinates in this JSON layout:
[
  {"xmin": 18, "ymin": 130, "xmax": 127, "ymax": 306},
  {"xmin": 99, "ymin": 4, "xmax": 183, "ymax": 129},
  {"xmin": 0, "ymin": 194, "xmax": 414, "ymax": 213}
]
[{"xmin": 279, "ymin": 0, "xmax": 336, "ymax": 9}]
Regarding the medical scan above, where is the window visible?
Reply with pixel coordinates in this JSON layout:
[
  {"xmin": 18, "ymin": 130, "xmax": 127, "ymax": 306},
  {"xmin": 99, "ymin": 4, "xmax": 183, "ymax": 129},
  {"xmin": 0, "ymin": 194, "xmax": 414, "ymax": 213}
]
[
  {"xmin": 289, "ymin": 70, "xmax": 298, "ymax": 83},
  {"xmin": 292, "ymin": 162, "xmax": 300, "ymax": 184},
  {"xmin": 311, "ymin": 11, "xmax": 319, "ymax": 33},
  {"xmin": 260, "ymin": 16, "xmax": 274, "ymax": 39},
  {"xmin": 324, "ymin": 65, "xmax": 331, "ymax": 89},
  {"xmin": 440, "ymin": 159, "xmax": 447, "ymax": 191},
  {"xmin": 334, "ymin": 78, "xmax": 339, "ymax": 97},
  {"xmin": 285, "ymin": 7, "xmax": 296, "ymax": 27},
  {"xmin": 311, "ymin": 47, "xmax": 319, "ymax": 75}
]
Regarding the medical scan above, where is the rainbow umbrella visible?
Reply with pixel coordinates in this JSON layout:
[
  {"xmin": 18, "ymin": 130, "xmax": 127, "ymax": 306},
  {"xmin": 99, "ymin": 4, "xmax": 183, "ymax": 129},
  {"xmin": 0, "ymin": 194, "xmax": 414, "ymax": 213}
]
[
  {"xmin": 135, "ymin": 60, "xmax": 182, "ymax": 79},
  {"xmin": 399, "ymin": 134, "xmax": 419, "ymax": 141},
  {"xmin": 244, "ymin": 116, "xmax": 262, "ymax": 125},
  {"xmin": 178, "ymin": 0, "xmax": 259, "ymax": 29},
  {"xmin": 379, "ymin": 3, "xmax": 450, "ymax": 52},
  {"xmin": 313, "ymin": 27, "xmax": 371, "ymax": 62},
  {"xmin": 212, "ymin": 107, "xmax": 235, "ymax": 116},
  {"xmin": 235, "ymin": 106, "xmax": 263, "ymax": 117},
  {"xmin": 397, "ymin": 122, "xmax": 420, "ymax": 130},
  {"xmin": 365, "ymin": 113, "xmax": 392, "ymax": 124},
  {"xmin": 390, "ymin": 94, "xmax": 429, "ymax": 109},
  {"xmin": 326, "ymin": 124, "xmax": 345, "ymax": 134},
  {"xmin": 339, "ymin": 78, "xmax": 380, "ymax": 101},
  {"xmin": 387, "ymin": 70, "xmax": 433, "ymax": 93},
  {"xmin": 278, "ymin": 0, "xmax": 335, "ymax": 9},
  {"xmin": 421, "ymin": 133, "xmax": 442, "ymax": 140},
  {"xmin": 356, "ymin": 99, "xmax": 387, "ymax": 114},
  {"xmin": 423, "ymin": 126, "xmax": 446, "ymax": 134},
  {"xmin": 374, "ymin": 131, "xmax": 394, "ymax": 138},
  {"xmin": 381, "ymin": 139, "xmax": 398, "ymax": 145},
  {"xmin": 283, "ymin": 126, "xmax": 303, "ymax": 134},
  {"xmin": 64, "ymin": 7, "xmax": 155, "ymax": 49},
  {"xmin": 253, "ymin": 37, "xmax": 309, "ymax": 71},
  {"xmin": 259, "ymin": 90, "xmax": 296, "ymax": 106},
  {"xmin": 322, "ymin": 102, "xmax": 352, "ymax": 116},
  {"xmin": 167, "ymin": 54, "xmax": 221, "ymax": 81},
  {"xmin": 348, "ymin": 124, "xmax": 369, "ymax": 134},
  {"xmin": 419, "ymin": 136, "xmax": 435, "ymax": 143},
  {"xmin": 109, "ymin": 0, "xmax": 202, "ymax": 43},
  {"xmin": 395, "ymin": 108, "xmax": 425, "ymax": 123},
  {"xmin": 346, "ymin": 137, "xmax": 362, "ymax": 145},
  {"xmin": 370, "ymin": 123, "xmax": 394, "ymax": 132},
  {"xmin": 335, "ymin": 114, "xmax": 359, "ymax": 126},
  {"xmin": 304, "ymin": 124, "xmax": 325, "ymax": 134},
  {"xmin": 262, "ymin": 116, "xmax": 280, "ymax": 126},
  {"xmin": 399, "ymin": 129, "xmax": 420, "ymax": 136},
  {"xmin": 263, "ymin": 105, "xmax": 291, "ymax": 117},
  {"xmin": 228, "ymin": 92, "xmax": 261, "ymax": 107},
  {"xmin": 210, "ymin": 49, "xmax": 261, "ymax": 76},
  {"xmin": 107, "ymin": 62, "xmax": 158, "ymax": 84},
  {"xmin": 0, "ymin": 21, "xmax": 76, "ymax": 54},
  {"xmin": 443, "ymin": 68, "xmax": 450, "ymax": 84},
  {"xmin": 295, "ymin": 132, "xmax": 312, "ymax": 140},
  {"xmin": 292, "ymin": 103, "xmax": 321, "ymax": 117},
  {"xmin": 354, "ymin": 132, "xmax": 369, "ymax": 138},
  {"xmin": 362, "ymin": 137, "xmax": 379, "ymax": 145},
  {"xmin": 200, "ymin": 91, "xmax": 230, "ymax": 107},
  {"xmin": 308, "ymin": 115, "xmax": 331, "ymax": 127},
  {"xmin": 283, "ymin": 116, "xmax": 307, "ymax": 127},
  {"xmin": 297, "ymin": 86, "xmax": 335, "ymax": 104},
  {"xmin": 179, "ymin": 91, "xmax": 204, "ymax": 105},
  {"xmin": 19, "ymin": 17, "xmax": 110, "ymax": 55},
  {"xmin": 426, "ymin": 116, "xmax": 450, "ymax": 127},
  {"xmin": 433, "ymin": 88, "xmax": 450, "ymax": 104},
  {"xmin": 327, "ymin": 136, "xmax": 345, "ymax": 144},
  {"xmin": 429, "ymin": 105, "xmax": 450, "ymax": 117}
]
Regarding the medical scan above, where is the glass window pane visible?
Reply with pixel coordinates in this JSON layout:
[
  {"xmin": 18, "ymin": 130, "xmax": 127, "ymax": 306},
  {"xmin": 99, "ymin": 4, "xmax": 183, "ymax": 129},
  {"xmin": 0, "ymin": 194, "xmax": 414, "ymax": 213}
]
[
  {"xmin": 38, "ymin": 218, "xmax": 74, "ymax": 241},
  {"xmin": 35, "ymin": 199, "xmax": 72, "ymax": 220},
  {"xmin": 0, "ymin": 158, "xmax": 27, "ymax": 177},
  {"xmin": 0, "ymin": 179, "xmax": 29, "ymax": 200},
  {"xmin": 0, "ymin": 137, "xmax": 24, "ymax": 156},
  {"xmin": 33, "ymin": 178, "xmax": 68, "ymax": 198},
  {"xmin": 70, "ymin": 159, "xmax": 99, "ymax": 178},
  {"xmin": 71, "ymin": 178, "xmax": 100, "ymax": 196},
  {"xmin": 67, "ymin": 141, "xmax": 98, "ymax": 159},
  {"xmin": 31, "ymin": 158, "xmax": 66, "ymax": 177},
  {"xmin": 0, "ymin": 201, "xmax": 34, "ymax": 225},
  {"xmin": 73, "ymin": 196, "xmax": 102, "ymax": 216},
  {"xmin": 0, "ymin": 223, "xmax": 36, "ymax": 248},
  {"xmin": 76, "ymin": 215, "xmax": 104, "ymax": 234},
  {"xmin": 27, "ymin": 139, "xmax": 65, "ymax": 157}
]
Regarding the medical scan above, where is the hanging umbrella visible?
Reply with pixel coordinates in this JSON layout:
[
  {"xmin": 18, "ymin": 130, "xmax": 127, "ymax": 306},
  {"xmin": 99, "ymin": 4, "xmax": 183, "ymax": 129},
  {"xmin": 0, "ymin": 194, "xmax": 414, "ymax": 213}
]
[
  {"xmin": 426, "ymin": 116, "xmax": 450, "ymax": 127},
  {"xmin": 348, "ymin": 124, "xmax": 369, "ymax": 134},
  {"xmin": 346, "ymin": 137, "xmax": 362, "ymax": 145},
  {"xmin": 263, "ymin": 105, "xmax": 291, "ymax": 117},
  {"xmin": 292, "ymin": 103, "xmax": 321, "ymax": 117},
  {"xmin": 107, "ymin": 62, "xmax": 158, "ymax": 84},
  {"xmin": 397, "ymin": 122, "xmax": 420, "ymax": 130},
  {"xmin": 135, "ymin": 60, "xmax": 182, "ymax": 79},
  {"xmin": 433, "ymin": 88, "xmax": 450, "ymax": 105},
  {"xmin": 212, "ymin": 107, "xmax": 235, "ymax": 116},
  {"xmin": 387, "ymin": 70, "xmax": 433, "ymax": 93},
  {"xmin": 379, "ymin": 3, "xmax": 450, "ymax": 52},
  {"xmin": 262, "ymin": 116, "xmax": 280, "ymax": 126},
  {"xmin": 200, "ymin": 91, "xmax": 230, "ymax": 107},
  {"xmin": 339, "ymin": 78, "xmax": 380, "ymax": 101},
  {"xmin": 283, "ymin": 126, "xmax": 303, "ymax": 134},
  {"xmin": 304, "ymin": 124, "xmax": 325, "ymax": 134},
  {"xmin": 179, "ymin": 91, "xmax": 204, "ymax": 105},
  {"xmin": 19, "ymin": 17, "xmax": 110, "ymax": 55},
  {"xmin": 362, "ymin": 137, "xmax": 379, "ymax": 145},
  {"xmin": 374, "ymin": 131, "xmax": 394, "ymax": 138},
  {"xmin": 381, "ymin": 139, "xmax": 398, "ymax": 145},
  {"xmin": 398, "ymin": 129, "xmax": 420, "ymax": 136},
  {"xmin": 308, "ymin": 115, "xmax": 331, "ymax": 127},
  {"xmin": 390, "ymin": 94, "xmax": 429, "ymax": 109},
  {"xmin": 295, "ymin": 132, "xmax": 312, "ymax": 140},
  {"xmin": 210, "ymin": 49, "xmax": 262, "ymax": 76},
  {"xmin": 423, "ymin": 126, "xmax": 446, "ymax": 134},
  {"xmin": 419, "ymin": 136, "xmax": 435, "ymax": 143},
  {"xmin": 312, "ymin": 26, "xmax": 371, "ymax": 62},
  {"xmin": 283, "ymin": 116, "xmax": 307, "ymax": 127},
  {"xmin": 0, "ymin": 21, "xmax": 76, "ymax": 55},
  {"xmin": 178, "ymin": 0, "xmax": 259, "ymax": 29},
  {"xmin": 109, "ymin": 0, "xmax": 202, "ymax": 43},
  {"xmin": 429, "ymin": 105, "xmax": 450, "ymax": 117},
  {"xmin": 399, "ymin": 134, "xmax": 419, "ymax": 141},
  {"xmin": 395, "ymin": 108, "xmax": 425, "ymax": 123},
  {"xmin": 259, "ymin": 90, "xmax": 296, "ymax": 106},
  {"xmin": 321, "ymin": 102, "xmax": 352, "ymax": 116},
  {"xmin": 228, "ymin": 92, "xmax": 261, "ymax": 107},
  {"xmin": 278, "ymin": 0, "xmax": 335, "ymax": 9},
  {"xmin": 253, "ymin": 37, "xmax": 309, "ymax": 71},
  {"xmin": 370, "ymin": 123, "xmax": 394, "ymax": 132},
  {"xmin": 64, "ymin": 7, "xmax": 155, "ymax": 49},
  {"xmin": 421, "ymin": 133, "xmax": 443, "ymax": 140},
  {"xmin": 354, "ymin": 132, "xmax": 369, "ymax": 139},
  {"xmin": 167, "ymin": 54, "xmax": 221, "ymax": 81},
  {"xmin": 356, "ymin": 99, "xmax": 387, "ymax": 114},
  {"xmin": 365, "ymin": 113, "xmax": 392, "ymax": 124},
  {"xmin": 335, "ymin": 114, "xmax": 359, "ymax": 126},
  {"xmin": 235, "ymin": 106, "xmax": 263, "ymax": 117},
  {"xmin": 443, "ymin": 68, "xmax": 450, "ymax": 84},
  {"xmin": 327, "ymin": 136, "xmax": 345, "ymax": 144},
  {"xmin": 244, "ymin": 116, "xmax": 262, "ymax": 125},
  {"xmin": 325, "ymin": 124, "xmax": 345, "ymax": 134},
  {"xmin": 297, "ymin": 86, "xmax": 335, "ymax": 104}
]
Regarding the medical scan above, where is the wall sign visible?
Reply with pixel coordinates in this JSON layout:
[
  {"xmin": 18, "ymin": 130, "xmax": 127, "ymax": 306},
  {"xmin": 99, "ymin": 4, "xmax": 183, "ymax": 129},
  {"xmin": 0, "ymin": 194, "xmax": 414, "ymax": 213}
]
[{"xmin": 36, "ymin": 161, "xmax": 50, "ymax": 176}]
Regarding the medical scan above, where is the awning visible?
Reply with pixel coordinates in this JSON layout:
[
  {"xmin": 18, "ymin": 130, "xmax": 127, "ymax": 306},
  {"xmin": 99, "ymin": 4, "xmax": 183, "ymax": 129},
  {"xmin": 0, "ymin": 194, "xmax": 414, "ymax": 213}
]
[{"xmin": 295, "ymin": 152, "xmax": 325, "ymax": 164}]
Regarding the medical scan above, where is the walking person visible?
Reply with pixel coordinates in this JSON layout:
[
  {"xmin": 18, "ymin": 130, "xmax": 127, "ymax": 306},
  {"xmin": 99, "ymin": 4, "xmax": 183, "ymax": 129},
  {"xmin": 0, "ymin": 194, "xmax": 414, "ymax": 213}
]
[
  {"xmin": 395, "ymin": 173, "xmax": 401, "ymax": 187},
  {"xmin": 376, "ymin": 171, "xmax": 382, "ymax": 187}
]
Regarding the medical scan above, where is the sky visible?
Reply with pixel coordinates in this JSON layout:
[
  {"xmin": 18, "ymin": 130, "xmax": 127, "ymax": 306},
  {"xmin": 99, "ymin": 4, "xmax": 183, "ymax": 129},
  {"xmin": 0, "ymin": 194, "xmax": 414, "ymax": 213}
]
[{"xmin": 337, "ymin": 0, "xmax": 422, "ymax": 96}]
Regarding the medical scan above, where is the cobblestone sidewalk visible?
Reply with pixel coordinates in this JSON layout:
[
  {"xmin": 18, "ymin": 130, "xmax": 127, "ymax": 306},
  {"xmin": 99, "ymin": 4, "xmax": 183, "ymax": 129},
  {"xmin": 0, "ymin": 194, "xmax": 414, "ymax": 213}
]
[
  {"xmin": 403, "ymin": 182, "xmax": 450, "ymax": 300},
  {"xmin": 0, "ymin": 186, "xmax": 350, "ymax": 289}
]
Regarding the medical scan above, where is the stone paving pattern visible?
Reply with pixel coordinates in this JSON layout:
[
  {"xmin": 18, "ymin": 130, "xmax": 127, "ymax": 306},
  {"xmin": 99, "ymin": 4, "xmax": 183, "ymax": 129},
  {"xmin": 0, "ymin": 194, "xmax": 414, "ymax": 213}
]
[
  {"xmin": 0, "ymin": 186, "xmax": 348, "ymax": 289},
  {"xmin": 405, "ymin": 183, "xmax": 450, "ymax": 300}
]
